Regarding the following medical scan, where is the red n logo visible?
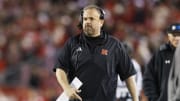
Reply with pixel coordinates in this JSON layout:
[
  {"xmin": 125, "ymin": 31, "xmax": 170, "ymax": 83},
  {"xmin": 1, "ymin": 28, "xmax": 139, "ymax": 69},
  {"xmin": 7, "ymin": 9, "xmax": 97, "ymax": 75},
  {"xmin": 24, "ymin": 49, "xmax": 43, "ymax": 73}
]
[{"xmin": 101, "ymin": 49, "xmax": 108, "ymax": 55}]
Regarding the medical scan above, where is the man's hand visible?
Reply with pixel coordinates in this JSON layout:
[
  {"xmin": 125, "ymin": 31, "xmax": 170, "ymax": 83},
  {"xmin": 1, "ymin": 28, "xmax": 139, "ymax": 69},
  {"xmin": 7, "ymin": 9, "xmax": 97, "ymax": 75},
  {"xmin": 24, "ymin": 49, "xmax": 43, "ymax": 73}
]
[
  {"xmin": 56, "ymin": 69, "xmax": 82, "ymax": 101},
  {"xmin": 64, "ymin": 86, "xmax": 82, "ymax": 101}
]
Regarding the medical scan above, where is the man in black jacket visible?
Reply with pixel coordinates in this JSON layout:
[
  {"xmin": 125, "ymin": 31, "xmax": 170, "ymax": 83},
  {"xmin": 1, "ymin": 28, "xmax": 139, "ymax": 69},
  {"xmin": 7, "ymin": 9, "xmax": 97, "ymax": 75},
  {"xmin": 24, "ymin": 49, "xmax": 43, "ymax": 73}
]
[
  {"xmin": 143, "ymin": 23, "xmax": 180, "ymax": 101},
  {"xmin": 53, "ymin": 5, "xmax": 139, "ymax": 101}
]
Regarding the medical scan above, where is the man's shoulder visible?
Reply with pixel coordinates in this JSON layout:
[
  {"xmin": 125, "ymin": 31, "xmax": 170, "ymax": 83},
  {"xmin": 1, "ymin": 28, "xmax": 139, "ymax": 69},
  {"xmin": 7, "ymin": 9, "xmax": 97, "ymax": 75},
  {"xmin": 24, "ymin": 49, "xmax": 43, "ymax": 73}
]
[
  {"xmin": 106, "ymin": 35, "xmax": 126, "ymax": 51},
  {"xmin": 159, "ymin": 43, "xmax": 172, "ymax": 52},
  {"xmin": 108, "ymin": 35, "xmax": 121, "ymax": 43},
  {"xmin": 67, "ymin": 35, "xmax": 80, "ymax": 43},
  {"xmin": 63, "ymin": 35, "xmax": 80, "ymax": 49},
  {"xmin": 154, "ymin": 43, "xmax": 174, "ymax": 57}
]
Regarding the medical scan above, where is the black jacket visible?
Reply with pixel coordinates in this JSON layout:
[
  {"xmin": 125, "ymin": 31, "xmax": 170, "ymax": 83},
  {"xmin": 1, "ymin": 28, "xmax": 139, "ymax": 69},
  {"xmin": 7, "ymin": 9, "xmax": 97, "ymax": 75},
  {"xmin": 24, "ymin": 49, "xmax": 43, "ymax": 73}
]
[
  {"xmin": 143, "ymin": 42, "xmax": 176, "ymax": 101},
  {"xmin": 54, "ymin": 32, "xmax": 136, "ymax": 101}
]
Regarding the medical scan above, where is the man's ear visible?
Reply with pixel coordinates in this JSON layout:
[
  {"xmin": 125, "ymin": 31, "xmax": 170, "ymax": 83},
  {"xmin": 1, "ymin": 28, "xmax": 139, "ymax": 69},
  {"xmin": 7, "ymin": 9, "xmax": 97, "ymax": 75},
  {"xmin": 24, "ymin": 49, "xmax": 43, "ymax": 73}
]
[{"xmin": 100, "ymin": 20, "xmax": 104, "ymax": 27}]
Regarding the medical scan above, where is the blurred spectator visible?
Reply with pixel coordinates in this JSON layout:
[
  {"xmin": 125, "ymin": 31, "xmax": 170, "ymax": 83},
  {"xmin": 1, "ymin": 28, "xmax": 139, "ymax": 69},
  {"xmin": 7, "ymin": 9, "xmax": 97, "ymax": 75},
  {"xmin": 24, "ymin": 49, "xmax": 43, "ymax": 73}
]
[{"xmin": 116, "ymin": 43, "xmax": 142, "ymax": 101}]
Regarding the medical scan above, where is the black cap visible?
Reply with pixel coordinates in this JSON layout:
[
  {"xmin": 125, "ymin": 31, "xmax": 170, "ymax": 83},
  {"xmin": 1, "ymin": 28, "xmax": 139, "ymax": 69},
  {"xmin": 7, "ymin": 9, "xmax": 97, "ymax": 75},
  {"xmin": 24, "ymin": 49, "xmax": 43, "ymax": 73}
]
[{"xmin": 167, "ymin": 23, "xmax": 180, "ymax": 36}]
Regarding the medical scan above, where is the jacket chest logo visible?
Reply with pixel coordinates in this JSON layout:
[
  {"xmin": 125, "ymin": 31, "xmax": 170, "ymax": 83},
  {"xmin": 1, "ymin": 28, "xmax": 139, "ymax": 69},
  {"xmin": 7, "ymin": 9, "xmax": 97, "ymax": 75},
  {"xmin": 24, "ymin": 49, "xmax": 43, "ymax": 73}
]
[
  {"xmin": 165, "ymin": 60, "xmax": 171, "ymax": 64},
  {"xmin": 101, "ymin": 49, "xmax": 108, "ymax": 55}
]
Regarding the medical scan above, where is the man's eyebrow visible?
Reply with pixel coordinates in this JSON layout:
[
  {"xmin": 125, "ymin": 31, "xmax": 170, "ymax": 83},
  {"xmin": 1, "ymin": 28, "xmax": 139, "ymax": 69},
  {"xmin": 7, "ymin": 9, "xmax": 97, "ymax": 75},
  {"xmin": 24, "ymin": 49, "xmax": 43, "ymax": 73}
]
[{"xmin": 83, "ymin": 16, "xmax": 98, "ymax": 19}]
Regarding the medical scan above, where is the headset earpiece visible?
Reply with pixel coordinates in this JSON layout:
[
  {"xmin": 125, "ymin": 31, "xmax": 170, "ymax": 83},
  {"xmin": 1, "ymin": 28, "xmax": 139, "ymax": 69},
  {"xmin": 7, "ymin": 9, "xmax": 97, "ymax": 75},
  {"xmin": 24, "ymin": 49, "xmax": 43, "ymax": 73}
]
[
  {"xmin": 99, "ymin": 8, "xmax": 105, "ymax": 20},
  {"xmin": 77, "ymin": 10, "xmax": 84, "ymax": 29}
]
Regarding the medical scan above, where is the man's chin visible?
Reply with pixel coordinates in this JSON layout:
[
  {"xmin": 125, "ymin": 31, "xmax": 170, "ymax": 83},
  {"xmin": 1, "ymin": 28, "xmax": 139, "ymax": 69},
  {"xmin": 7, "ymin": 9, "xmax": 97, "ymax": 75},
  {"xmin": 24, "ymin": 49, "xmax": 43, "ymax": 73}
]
[
  {"xmin": 84, "ymin": 31, "xmax": 93, "ymax": 36},
  {"xmin": 85, "ymin": 33, "xmax": 93, "ymax": 37}
]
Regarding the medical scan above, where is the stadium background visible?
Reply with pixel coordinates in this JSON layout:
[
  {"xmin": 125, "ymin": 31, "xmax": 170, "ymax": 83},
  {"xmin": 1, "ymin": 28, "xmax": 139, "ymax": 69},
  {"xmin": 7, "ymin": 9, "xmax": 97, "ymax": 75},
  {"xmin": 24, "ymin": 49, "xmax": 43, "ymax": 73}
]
[{"xmin": 0, "ymin": 0, "xmax": 179, "ymax": 101}]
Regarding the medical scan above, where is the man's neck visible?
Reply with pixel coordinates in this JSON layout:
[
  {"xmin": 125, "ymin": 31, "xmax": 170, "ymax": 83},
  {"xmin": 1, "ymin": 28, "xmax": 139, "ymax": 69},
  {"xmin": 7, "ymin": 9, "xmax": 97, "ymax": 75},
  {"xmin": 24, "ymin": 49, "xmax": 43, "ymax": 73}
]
[{"xmin": 84, "ymin": 31, "xmax": 101, "ymax": 37}]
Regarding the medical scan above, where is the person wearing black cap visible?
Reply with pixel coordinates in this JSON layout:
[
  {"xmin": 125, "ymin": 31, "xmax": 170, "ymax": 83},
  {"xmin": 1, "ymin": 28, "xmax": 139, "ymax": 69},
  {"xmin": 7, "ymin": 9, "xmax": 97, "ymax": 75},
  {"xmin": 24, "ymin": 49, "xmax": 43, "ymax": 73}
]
[{"xmin": 143, "ymin": 23, "xmax": 180, "ymax": 101}]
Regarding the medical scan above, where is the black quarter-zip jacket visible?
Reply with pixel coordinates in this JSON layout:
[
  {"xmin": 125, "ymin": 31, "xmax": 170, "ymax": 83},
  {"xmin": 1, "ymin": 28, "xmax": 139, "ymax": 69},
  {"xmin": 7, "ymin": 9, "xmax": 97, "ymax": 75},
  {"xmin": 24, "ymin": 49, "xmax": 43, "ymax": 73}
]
[
  {"xmin": 54, "ymin": 32, "xmax": 136, "ymax": 101},
  {"xmin": 143, "ymin": 42, "xmax": 176, "ymax": 101}
]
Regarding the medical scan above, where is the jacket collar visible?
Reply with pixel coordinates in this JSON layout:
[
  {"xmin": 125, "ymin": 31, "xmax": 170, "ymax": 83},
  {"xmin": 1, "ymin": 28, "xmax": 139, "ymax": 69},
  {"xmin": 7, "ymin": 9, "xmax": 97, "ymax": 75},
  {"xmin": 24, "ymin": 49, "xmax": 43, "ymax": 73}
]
[
  {"xmin": 79, "ymin": 31, "xmax": 108, "ymax": 46},
  {"xmin": 167, "ymin": 41, "xmax": 176, "ymax": 51}
]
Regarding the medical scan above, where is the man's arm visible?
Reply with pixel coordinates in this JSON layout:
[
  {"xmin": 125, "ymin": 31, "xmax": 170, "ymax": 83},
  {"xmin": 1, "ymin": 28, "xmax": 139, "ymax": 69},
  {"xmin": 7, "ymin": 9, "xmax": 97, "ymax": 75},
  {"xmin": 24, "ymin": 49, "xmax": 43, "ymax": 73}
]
[
  {"xmin": 55, "ymin": 68, "xmax": 82, "ymax": 101},
  {"xmin": 125, "ymin": 75, "xmax": 139, "ymax": 101}
]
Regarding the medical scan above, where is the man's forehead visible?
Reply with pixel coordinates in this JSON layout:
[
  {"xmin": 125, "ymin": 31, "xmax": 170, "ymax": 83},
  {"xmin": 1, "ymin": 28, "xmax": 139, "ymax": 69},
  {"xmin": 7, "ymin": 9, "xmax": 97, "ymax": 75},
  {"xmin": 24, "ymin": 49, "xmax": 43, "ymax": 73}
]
[
  {"xmin": 83, "ymin": 9, "xmax": 100, "ymax": 17},
  {"xmin": 172, "ymin": 33, "xmax": 180, "ymax": 36}
]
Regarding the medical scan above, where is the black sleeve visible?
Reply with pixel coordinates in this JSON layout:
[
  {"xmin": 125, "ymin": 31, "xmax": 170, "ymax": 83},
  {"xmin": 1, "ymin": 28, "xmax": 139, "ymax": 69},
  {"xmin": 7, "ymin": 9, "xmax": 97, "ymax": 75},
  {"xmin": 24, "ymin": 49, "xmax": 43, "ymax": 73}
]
[
  {"xmin": 53, "ymin": 38, "xmax": 72, "ymax": 73},
  {"xmin": 116, "ymin": 42, "xmax": 136, "ymax": 81},
  {"xmin": 143, "ymin": 53, "xmax": 160, "ymax": 101}
]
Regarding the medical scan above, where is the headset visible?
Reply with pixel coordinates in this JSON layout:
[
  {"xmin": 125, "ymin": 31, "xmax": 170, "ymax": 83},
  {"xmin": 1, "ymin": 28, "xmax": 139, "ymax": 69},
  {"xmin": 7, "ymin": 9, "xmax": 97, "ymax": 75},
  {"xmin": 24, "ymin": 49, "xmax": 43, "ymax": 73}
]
[{"xmin": 77, "ymin": 5, "xmax": 105, "ymax": 29}]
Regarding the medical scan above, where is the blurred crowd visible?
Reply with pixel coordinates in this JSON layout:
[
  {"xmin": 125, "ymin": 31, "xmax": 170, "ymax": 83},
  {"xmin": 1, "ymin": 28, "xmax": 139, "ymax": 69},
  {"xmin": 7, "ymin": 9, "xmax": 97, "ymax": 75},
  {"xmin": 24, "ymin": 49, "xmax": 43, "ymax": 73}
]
[{"xmin": 0, "ymin": 0, "xmax": 180, "ymax": 101}]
